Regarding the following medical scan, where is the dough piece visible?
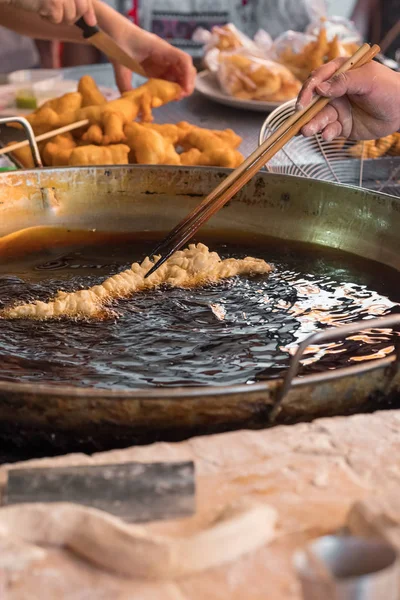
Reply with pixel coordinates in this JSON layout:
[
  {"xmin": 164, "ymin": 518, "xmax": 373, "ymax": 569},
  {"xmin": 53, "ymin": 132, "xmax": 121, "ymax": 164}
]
[
  {"xmin": 180, "ymin": 147, "xmax": 243, "ymax": 168},
  {"xmin": 142, "ymin": 123, "xmax": 182, "ymax": 145},
  {"xmin": 7, "ymin": 143, "xmax": 35, "ymax": 169},
  {"xmin": 102, "ymin": 111, "xmax": 126, "ymax": 145},
  {"xmin": 42, "ymin": 134, "xmax": 76, "ymax": 167},
  {"xmin": 277, "ymin": 25, "xmax": 351, "ymax": 82},
  {"xmin": 389, "ymin": 132, "xmax": 400, "ymax": 156},
  {"xmin": 78, "ymin": 75, "xmax": 107, "ymax": 107},
  {"xmin": 0, "ymin": 500, "xmax": 277, "ymax": 580},
  {"xmin": 125, "ymin": 122, "xmax": 181, "ymax": 165},
  {"xmin": 349, "ymin": 136, "xmax": 396, "ymax": 159},
  {"xmin": 218, "ymin": 53, "xmax": 301, "ymax": 101},
  {"xmin": 81, "ymin": 123, "xmax": 104, "ymax": 145},
  {"xmin": 68, "ymin": 144, "xmax": 130, "ymax": 166},
  {"xmin": 43, "ymin": 92, "xmax": 83, "ymax": 115},
  {"xmin": 1, "ymin": 243, "xmax": 272, "ymax": 320},
  {"xmin": 123, "ymin": 78, "xmax": 182, "ymax": 109}
]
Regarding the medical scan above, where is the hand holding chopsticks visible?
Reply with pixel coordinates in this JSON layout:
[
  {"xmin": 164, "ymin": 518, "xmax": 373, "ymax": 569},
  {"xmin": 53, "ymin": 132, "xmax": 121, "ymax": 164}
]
[{"xmin": 145, "ymin": 43, "xmax": 380, "ymax": 279}]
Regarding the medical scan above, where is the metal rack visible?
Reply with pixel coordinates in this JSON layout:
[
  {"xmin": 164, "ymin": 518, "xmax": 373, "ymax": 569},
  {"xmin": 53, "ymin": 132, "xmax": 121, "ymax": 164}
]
[{"xmin": 259, "ymin": 99, "xmax": 400, "ymax": 198}]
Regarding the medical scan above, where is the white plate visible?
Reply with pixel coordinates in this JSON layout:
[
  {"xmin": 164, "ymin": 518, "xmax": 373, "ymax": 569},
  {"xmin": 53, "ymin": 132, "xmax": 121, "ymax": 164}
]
[
  {"xmin": 0, "ymin": 80, "xmax": 118, "ymax": 117},
  {"xmin": 195, "ymin": 70, "xmax": 285, "ymax": 113}
]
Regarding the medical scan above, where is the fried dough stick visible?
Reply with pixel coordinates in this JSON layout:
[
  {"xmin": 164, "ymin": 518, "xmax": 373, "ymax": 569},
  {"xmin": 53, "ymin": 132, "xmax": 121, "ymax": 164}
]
[
  {"xmin": 78, "ymin": 75, "xmax": 107, "ymax": 107},
  {"xmin": 124, "ymin": 122, "xmax": 180, "ymax": 165},
  {"xmin": 179, "ymin": 126, "xmax": 244, "ymax": 168},
  {"xmin": 123, "ymin": 78, "xmax": 182, "ymax": 108},
  {"xmin": 42, "ymin": 133, "xmax": 76, "ymax": 166},
  {"xmin": 1, "ymin": 244, "xmax": 272, "ymax": 320}
]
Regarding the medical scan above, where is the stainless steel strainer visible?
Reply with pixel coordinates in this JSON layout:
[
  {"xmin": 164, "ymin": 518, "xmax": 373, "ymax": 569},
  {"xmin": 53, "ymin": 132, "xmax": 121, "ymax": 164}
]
[{"xmin": 259, "ymin": 99, "xmax": 400, "ymax": 197}]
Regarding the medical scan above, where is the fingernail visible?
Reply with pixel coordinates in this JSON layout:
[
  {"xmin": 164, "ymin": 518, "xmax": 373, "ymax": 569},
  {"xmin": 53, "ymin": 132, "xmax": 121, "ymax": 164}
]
[
  {"xmin": 317, "ymin": 82, "xmax": 330, "ymax": 94},
  {"xmin": 296, "ymin": 101, "xmax": 304, "ymax": 111}
]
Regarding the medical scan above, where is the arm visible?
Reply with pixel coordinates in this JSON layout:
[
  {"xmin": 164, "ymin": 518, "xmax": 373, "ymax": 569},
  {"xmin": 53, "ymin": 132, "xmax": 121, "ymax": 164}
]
[
  {"xmin": 0, "ymin": 0, "xmax": 196, "ymax": 94},
  {"xmin": 0, "ymin": 1, "xmax": 150, "ymax": 52},
  {"xmin": 0, "ymin": 5, "xmax": 85, "ymax": 41}
]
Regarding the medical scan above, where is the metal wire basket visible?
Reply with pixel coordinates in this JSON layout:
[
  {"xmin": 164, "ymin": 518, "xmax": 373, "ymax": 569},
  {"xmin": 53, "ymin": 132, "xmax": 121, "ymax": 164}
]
[{"xmin": 259, "ymin": 99, "xmax": 400, "ymax": 197}]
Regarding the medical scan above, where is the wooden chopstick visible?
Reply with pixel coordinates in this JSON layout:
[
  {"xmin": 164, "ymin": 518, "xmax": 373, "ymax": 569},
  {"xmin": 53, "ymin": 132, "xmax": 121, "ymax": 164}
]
[
  {"xmin": 145, "ymin": 44, "xmax": 379, "ymax": 278},
  {"xmin": 0, "ymin": 119, "xmax": 89, "ymax": 157},
  {"xmin": 151, "ymin": 44, "xmax": 377, "ymax": 259}
]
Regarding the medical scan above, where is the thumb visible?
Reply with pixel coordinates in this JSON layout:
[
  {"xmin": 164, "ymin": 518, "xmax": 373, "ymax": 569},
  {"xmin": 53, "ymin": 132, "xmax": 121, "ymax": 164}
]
[{"xmin": 316, "ymin": 68, "xmax": 372, "ymax": 98}]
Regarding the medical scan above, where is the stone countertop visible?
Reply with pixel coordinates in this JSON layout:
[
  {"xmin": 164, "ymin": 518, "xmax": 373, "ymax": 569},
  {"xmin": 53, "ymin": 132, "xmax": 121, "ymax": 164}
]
[{"xmin": 1, "ymin": 409, "xmax": 400, "ymax": 599}]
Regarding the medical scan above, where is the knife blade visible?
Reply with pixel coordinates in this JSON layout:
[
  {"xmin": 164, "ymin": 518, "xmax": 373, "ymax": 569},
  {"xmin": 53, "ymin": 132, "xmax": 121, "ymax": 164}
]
[{"xmin": 76, "ymin": 17, "xmax": 146, "ymax": 77}]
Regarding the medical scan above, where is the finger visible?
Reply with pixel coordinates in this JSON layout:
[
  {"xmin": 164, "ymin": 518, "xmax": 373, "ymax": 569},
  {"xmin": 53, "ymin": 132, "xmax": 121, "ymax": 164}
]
[
  {"xmin": 63, "ymin": 0, "xmax": 77, "ymax": 24},
  {"xmin": 329, "ymin": 96, "xmax": 353, "ymax": 138},
  {"xmin": 75, "ymin": 0, "xmax": 97, "ymax": 25},
  {"xmin": 296, "ymin": 58, "xmax": 346, "ymax": 109},
  {"xmin": 174, "ymin": 54, "xmax": 196, "ymax": 95},
  {"xmin": 39, "ymin": 0, "xmax": 64, "ymax": 24},
  {"xmin": 321, "ymin": 121, "xmax": 343, "ymax": 142},
  {"xmin": 316, "ymin": 66, "xmax": 374, "ymax": 99},
  {"xmin": 83, "ymin": 5, "xmax": 97, "ymax": 26},
  {"xmin": 112, "ymin": 63, "xmax": 132, "ymax": 94},
  {"xmin": 301, "ymin": 104, "xmax": 339, "ymax": 137}
]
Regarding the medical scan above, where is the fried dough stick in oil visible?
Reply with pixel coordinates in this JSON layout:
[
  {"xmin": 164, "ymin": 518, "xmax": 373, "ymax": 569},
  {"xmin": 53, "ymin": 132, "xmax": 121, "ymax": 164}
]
[{"xmin": 1, "ymin": 244, "xmax": 272, "ymax": 320}]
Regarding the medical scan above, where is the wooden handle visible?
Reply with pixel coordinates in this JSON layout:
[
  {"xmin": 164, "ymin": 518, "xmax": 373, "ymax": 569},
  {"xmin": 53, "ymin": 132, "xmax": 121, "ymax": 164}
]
[
  {"xmin": 0, "ymin": 119, "xmax": 89, "ymax": 157},
  {"xmin": 75, "ymin": 17, "xmax": 100, "ymax": 39}
]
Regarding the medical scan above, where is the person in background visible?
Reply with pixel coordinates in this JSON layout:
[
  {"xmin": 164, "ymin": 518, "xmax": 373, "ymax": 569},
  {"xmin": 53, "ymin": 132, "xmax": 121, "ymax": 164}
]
[
  {"xmin": 137, "ymin": 0, "xmax": 323, "ymax": 58},
  {"xmin": 0, "ymin": 26, "xmax": 40, "ymax": 74},
  {"xmin": 351, "ymin": 0, "xmax": 400, "ymax": 60},
  {"xmin": 297, "ymin": 58, "xmax": 400, "ymax": 141},
  {"xmin": 0, "ymin": 0, "xmax": 196, "ymax": 94}
]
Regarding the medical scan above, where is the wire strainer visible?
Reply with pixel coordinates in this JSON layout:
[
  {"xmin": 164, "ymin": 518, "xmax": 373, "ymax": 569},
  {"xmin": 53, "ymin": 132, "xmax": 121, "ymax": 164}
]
[{"xmin": 259, "ymin": 99, "xmax": 400, "ymax": 197}]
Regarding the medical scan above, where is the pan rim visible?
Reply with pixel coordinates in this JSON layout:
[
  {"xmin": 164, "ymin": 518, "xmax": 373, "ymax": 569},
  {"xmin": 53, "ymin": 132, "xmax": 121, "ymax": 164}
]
[
  {"xmin": 4, "ymin": 163, "xmax": 400, "ymax": 201},
  {"xmin": 0, "ymin": 354, "xmax": 395, "ymax": 399}
]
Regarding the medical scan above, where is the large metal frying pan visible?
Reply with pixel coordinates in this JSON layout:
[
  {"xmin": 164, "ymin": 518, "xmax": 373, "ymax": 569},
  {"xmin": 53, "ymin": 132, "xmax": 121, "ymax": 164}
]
[{"xmin": 0, "ymin": 157, "xmax": 399, "ymax": 451}]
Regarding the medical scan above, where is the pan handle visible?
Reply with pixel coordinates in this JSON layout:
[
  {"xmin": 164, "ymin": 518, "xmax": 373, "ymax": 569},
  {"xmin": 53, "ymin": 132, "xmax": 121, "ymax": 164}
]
[
  {"xmin": 270, "ymin": 313, "xmax": 400, "ymax": 421},
  {"xmin": 0, "ymin": 117, "xmax": 43, "ymax": 169}
]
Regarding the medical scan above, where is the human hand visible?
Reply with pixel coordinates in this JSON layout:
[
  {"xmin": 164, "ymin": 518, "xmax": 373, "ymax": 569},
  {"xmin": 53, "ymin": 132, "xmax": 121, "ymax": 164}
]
[
  {"xmin": 297, "ymin": 59, "xmax": 400, "ymax": 141},
  {"xmin": 9, "ymin": 0, "xmax": 97, "ymax": 25},
  {"xmin": 112, "ymin": 33, "xmax": 196, "ymax": 97}
]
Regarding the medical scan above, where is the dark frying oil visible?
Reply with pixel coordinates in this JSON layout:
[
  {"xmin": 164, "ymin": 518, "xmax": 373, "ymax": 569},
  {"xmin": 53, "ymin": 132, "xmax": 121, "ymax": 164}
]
[{"xmin": 0, "ymin": 228, "xmax": 398, "ymax": 389}]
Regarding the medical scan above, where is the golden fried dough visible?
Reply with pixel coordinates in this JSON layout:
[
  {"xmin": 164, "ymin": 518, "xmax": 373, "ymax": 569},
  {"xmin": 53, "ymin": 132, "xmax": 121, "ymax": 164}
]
[
  {"xmin": 81, "ymin": 124, "xmax": 104, "ymax": 145},
  {"xmin": 278, "ymin": 26, "xmax": 356, "ymax": 82},
  {"xmin": 348, "ymin": 136, "xmax": 396, "ymax": 159},
  {"xmin": 78, "ymin": 75, "xmax": 107, "ymax": 107},
  {"xmin": 7, "ymin": 144, "xmax": 35, "ymax": 169},
  {"xmin": 218, "ymin": 54, "xmax": 301, "ymax": 101},
  {"xmin": 180, "ymin": 147, "xmax": 243, "ymax": 168},
  {"xmin": 68, "ymin": 144, "xmax": 130, "ymax": 166},
  {"xmin": 42, "ymin": 92, "xmax": 83, "ymax": 115},
  {"xmin": 2, "ymin": 243, "xmax": 272, "ymax": 320},
  {"xmin": 42, "ymin": 134, "xmax": 76, "ymax": 166},
  {"xmin": 123, "ymin": 78, "xmax": 181, "ymax": 108},
  {"xmin": 125, "ymin": 122, "xmax": 180, "ymax": 165}
]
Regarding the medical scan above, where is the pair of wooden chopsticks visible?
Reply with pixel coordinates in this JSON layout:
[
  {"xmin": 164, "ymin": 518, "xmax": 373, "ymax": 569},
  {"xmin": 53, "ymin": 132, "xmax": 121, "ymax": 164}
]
[{"xmin": 145, "ymin": 43, "xmax": 380, "ymax": 279}]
